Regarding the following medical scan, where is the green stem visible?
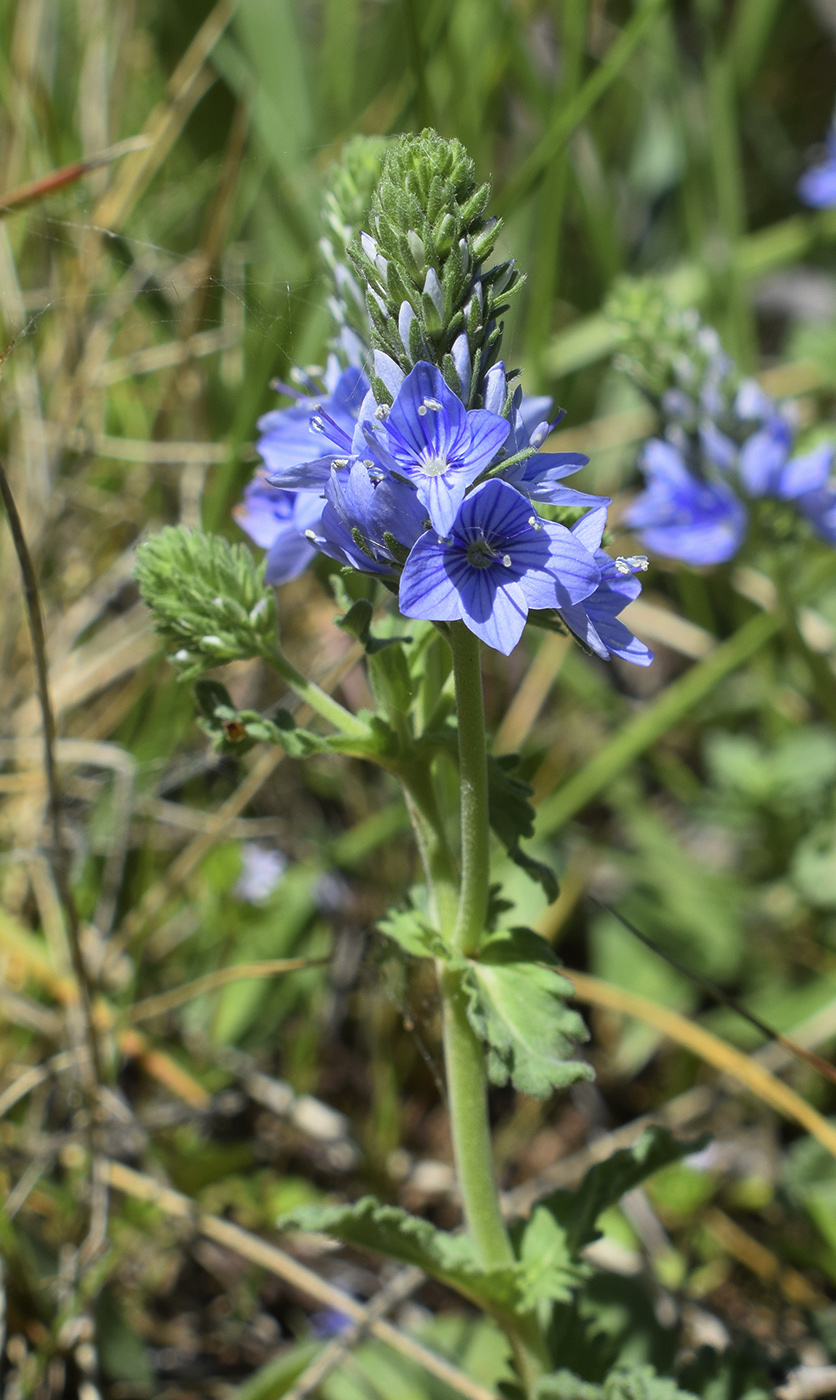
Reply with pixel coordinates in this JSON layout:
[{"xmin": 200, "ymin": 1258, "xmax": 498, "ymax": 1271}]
[
  {"xmin": 448, "ymin": 623, "xmax": 490, "ymax": 956},
  {"xmin": 261, "ymin": 645, "xmax": 370, "ymax": 739},
  {"xmin": 439, "ymin": 962, "xmax": 514, "ymax": 1266}
]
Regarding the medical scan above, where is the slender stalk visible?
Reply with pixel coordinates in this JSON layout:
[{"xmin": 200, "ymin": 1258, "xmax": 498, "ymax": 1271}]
[
  {"xmin": 261, "ymin": 644, "xmax": 371, "ymax": 739},
  {"xmin": 399, "ymin": 630, "xmax": 549, "ymax": 1391},
  {"xmin": 448, "ymin": 623, "xmax": 490, "ymax": 956},
  {"xmin": 438, "ymin": 963, "xmax": 513, "ymax": 1264}
]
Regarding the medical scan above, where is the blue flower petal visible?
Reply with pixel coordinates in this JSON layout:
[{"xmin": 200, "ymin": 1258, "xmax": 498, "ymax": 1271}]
[{"xmin": 399, "ymin": 533, "xmax": 463, "ymax": 621}]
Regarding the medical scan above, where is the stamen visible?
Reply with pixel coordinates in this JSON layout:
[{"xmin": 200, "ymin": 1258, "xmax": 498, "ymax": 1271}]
[
  {"xmin": 374, "ymin": 403, "xmax": 390, "ymax": 419},
  {"xmin": 501, "ymin": 554, "xmax": 512, "ymax": 568},
  {"xmin": 417, "ymin": 405, "xmax": 427, "ymax": 416},
  {"xmin": 422, "ymin": 397, "xmax": 442, "ymax": 411},
  {"xmin": 528, "ymin": 515, "xmax": 544, "ymax": 531},
  {"xmin": 615, "ymin": 555, "xmax": 649, "ymax": 574}
]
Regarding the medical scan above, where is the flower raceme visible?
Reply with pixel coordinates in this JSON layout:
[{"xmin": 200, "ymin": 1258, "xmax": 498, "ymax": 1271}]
[
  {"xmin": 625, "ymin": 400, "xmax": 836, "ymax": 567},
  {"xmin": 236, "ymin": 357, "xmax": 651, "ymax": 661}
]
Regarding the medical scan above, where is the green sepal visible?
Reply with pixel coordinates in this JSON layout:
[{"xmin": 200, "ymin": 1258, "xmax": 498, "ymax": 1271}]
[
  {"xmin": 527, "ymin": 611, "xmax": 569, "ymax": 636},
  {"xmin": 335, "ymin": 597, "xmax": 374, "ymax": 644},
  {"xmin": 368, "ymin": 642, "xmax": 413, "ymax": 714},
  {"xmin": 459, "ymin": 928, "xmax": 592, "ymax": 1098}
]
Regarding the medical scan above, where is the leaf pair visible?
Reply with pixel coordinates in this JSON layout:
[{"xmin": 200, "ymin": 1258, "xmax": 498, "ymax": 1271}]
[{"xmin": 280, "ymin": 1129, "xmax": 701, "ymax": 1326}]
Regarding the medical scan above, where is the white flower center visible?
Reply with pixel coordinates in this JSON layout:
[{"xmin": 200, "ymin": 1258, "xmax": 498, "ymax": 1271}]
[{"xmin": 421, "ymin": 454, "xmax": 448, "ymax": 477}]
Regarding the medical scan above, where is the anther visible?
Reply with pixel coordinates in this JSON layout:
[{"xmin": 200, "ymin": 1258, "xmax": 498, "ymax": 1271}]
[
  {"xmin": 615, "ymin": 555, "xmax": 649, "ymax": 574},
  {"xmin": 502, "ymin": 554, "xmax": 512, "ymax": 568},
  {"xmin": 374, "ymin": 404, "xmax": 390, "ymax": 420},
  {"xmin": 422, "ymin": 397, "xmax": 442, "ymax": 411}
]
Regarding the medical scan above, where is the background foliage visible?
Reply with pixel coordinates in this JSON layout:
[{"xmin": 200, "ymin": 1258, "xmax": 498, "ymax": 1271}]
[{"xmin": 1, "ymin": 0, "xmax": 836, "ymax": 1397}]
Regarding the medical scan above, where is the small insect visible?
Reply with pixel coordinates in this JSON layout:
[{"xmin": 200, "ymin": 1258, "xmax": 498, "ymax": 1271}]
[{"xmin": 221, "ymin": 718, "xmax": 247, "ymax": 742}]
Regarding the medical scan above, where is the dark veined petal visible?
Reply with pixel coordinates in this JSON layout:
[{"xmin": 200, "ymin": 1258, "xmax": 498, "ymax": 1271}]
[
  {"xmin": 399, "ymin": 532, "xmax": 464, "ymax": 622},
  {"xmin": 386, "ymin": 362, "xmax": 467, "ymax": 460},
  {"xmin": 418, "ymin": 471, "xmax": 469, "ymax": 537},
  {"xmin": 458, "ymin": 567, "xmax": 529, "ymax": 654},
  {"xmin": 456, "ymin": 478, "xmax": 534, "ymax": 543},
  {"xmin": 522, "ymin": 521, "xmax": 600, "ymax": 610},
  {"xmin": 461, "ymin": 409, "xmax": 510, "ymax": 475}
]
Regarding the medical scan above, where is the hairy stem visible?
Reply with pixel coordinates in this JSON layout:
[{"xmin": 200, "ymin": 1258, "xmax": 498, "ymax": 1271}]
[
  {"xmin": 448, "ymin": 622, "xmax": 490, "ymax": 956},
  {"xmin": 261, "ymin": 645, "xmax": 371, "ymax": 739}
]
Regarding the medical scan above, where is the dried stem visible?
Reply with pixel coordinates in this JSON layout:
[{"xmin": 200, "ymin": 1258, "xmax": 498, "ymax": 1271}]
[{"xmin": 0, "ymin": 457, "xmax": 102, "ymax": 1083}]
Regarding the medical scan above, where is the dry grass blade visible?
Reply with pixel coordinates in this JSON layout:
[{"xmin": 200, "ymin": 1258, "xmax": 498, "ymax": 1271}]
[
  {"xmin": 130, "ymin": 956, "xmax": 331, "ymax": 1023},
  {"xmin": 0, "ymin": 459, "xmax": 101, "ymax": 1080},
  {"xmin": 0, "ymin": 135, "xmax": 151, "ymax": 215},
  {"xmin": 106, "ymin": 1161, "xmax": 501, "ymax": 1400},
  {"xmin": 565, "ymin": 970, "xmax": 836, "ymax": 1160},
  {"xmin": 93, "ymin": 0, "xmax": 236, "ymax": 233}
]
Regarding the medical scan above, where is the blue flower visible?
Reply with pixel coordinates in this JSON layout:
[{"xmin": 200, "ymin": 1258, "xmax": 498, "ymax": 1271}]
[
  {"xmin": 233, "ymin": 477, "xmax": 322, "ymax": 584},
  {"xmin": 312, "ymin": 459, "xmax": 428, "ymax": 575},
  {"xmin": 399, "ymin": 478, "xmax": 600, "ymax": 654},
  {"xmin": 366, "ymin": 362, "xmax": 510, "ymax": 535},
  {"xmin": 260, "ymin": 363, "xmax": 371, "ymax": 490},
  {"xmin": 737, "ymin": 414, "xmax": 836, "ymax": 511},
  {"xmin": 798, "ymin": 127, "xmax": 836, "ymax": 209},
  {"xmin": 624, "ymin": 439, "xmax": 748, "ymax": 566},
  {"xmin": 557, "ymin": 509, "xmax": 653, "ymax": 666}
]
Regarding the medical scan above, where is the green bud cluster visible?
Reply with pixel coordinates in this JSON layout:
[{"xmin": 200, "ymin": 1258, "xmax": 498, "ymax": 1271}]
[
  {"xmin": 349, "ymin": 128, "xmax": 523, "ymax": 407},
  {"xmin": 320, "ymin": 135, "xmax": 392, "ymax": 362},
  {"xmin": 607, "ymin": 277, "xmax": 738, "ymax": 416},
  {"xmin": 135, "ymin": 526, "xmax": 277, "ymax": 681}
]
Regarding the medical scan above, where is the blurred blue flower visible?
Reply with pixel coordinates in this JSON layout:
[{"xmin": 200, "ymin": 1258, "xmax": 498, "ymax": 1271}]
[
  {"xmin": 365, "ymin": 362, "xmax": 510, "ymax": 535},
  {"xmin": 738, "ymin": 415, "xmax": 836, "ymax": 512},
  {"xmin": 798, "ymin": 127, "xmax": 836, "ymax": 209},
  {"xmin": 558, "ymin": 508, "xmax": 653, "ymax": 666},
  {"xmin": 624, "ymin": 439, "xmax": 748, "ymax": 565},
  {"xmin": 233, "ymin": 477, "xmax": 323, "ymax": 585},
  {"xmin": 310, "ymin": 1308, "xmax": 353, "ymax": 1339},
  {"xmin": 399, "ymin": 478, "xmax": 600, "ymax": 654},
  {"xmin": 234, "ymin": 844, "xmax": 287, "ymax": 903}
]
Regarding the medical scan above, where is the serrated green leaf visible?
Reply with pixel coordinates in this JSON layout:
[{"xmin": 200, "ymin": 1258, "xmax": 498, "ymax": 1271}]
[
  {"xmin": 514, "ymin": 1204, "xmax": 583, "ymax": 1310},
  {"xmin": 487, "ymin": 756, "xmax": 559, "ymax": 901},
  {"xmin": 537, "ymin": 1366, "xmax": 698, "ymax": 1400},
  {"xmin": 279, "ymin": 1197, "xmax": 523, "ymax": 1318},
  {"xmin": 535, "ymin": 1128, "xmax": 707, "ymax": 1257},
  {"xmin": 378, "ymin": 906, "xmax": 446, "ymax": 959},
  {"xmin": 462, "ymin": 929, "xmax": 592, "ymax": 1098}
]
